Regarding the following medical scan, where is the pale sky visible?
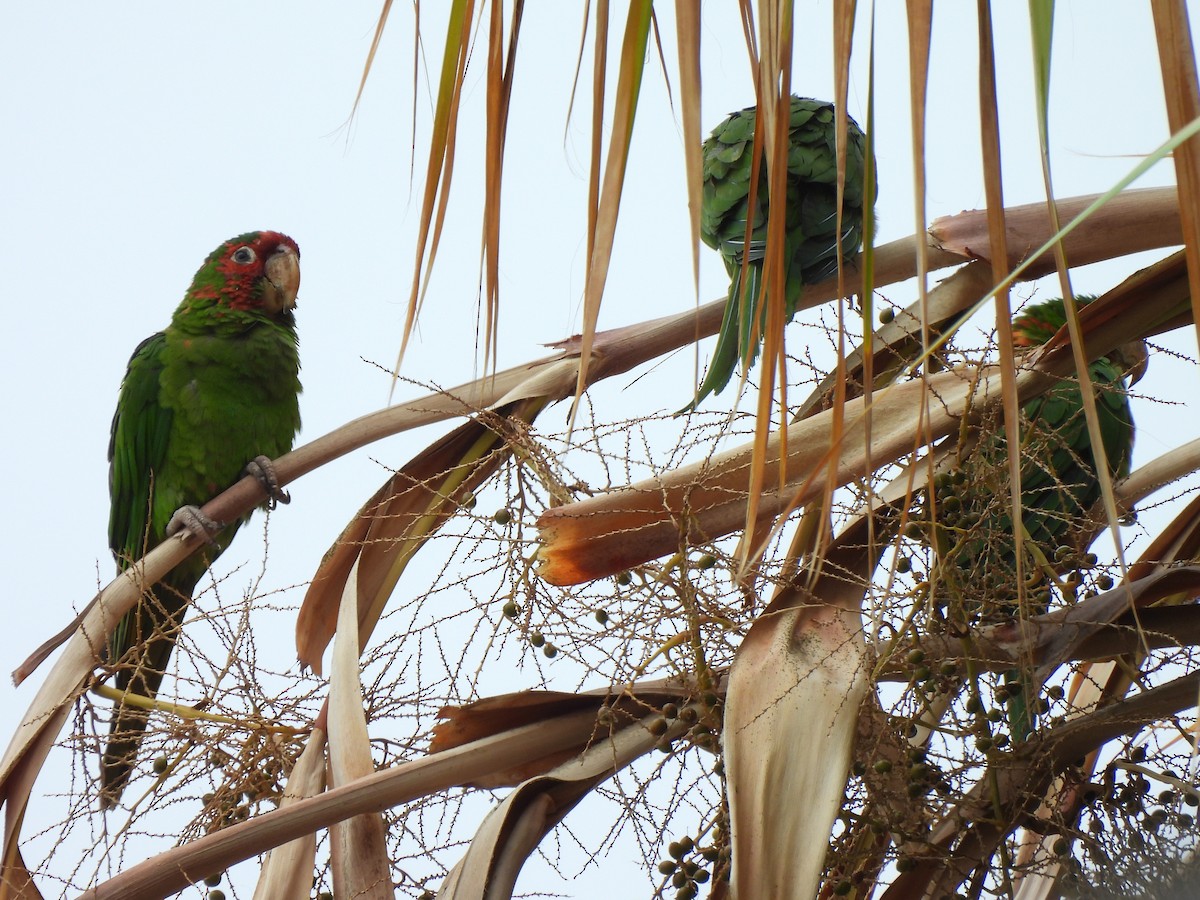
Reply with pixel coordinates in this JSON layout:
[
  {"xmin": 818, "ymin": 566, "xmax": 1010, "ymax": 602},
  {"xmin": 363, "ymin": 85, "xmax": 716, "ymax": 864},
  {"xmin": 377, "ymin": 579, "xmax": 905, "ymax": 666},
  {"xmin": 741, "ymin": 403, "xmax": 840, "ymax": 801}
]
[{"xmin": 1, "ymin": 3, "xmax": 1197, "ymax": 897}]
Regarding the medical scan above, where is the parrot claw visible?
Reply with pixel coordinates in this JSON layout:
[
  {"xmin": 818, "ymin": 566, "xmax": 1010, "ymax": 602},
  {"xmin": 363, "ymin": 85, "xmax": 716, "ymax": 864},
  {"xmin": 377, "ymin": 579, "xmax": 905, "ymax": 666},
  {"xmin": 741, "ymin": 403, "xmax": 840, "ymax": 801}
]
[
  {"xmin": 166, "ymin": 505, "xmax": 223, "ymax": 544},
  {"xmin": 245, "ymin": 455, "xmax": 290, "ymax": 509}
]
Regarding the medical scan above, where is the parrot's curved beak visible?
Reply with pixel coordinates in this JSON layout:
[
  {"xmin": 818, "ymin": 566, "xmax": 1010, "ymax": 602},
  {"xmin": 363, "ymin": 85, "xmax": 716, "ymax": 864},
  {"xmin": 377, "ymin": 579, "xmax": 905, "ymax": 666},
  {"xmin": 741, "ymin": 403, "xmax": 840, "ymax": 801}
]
[
  {"xmin": 263, "ymin": 244, "xmax": 300, "ymax": 314},
  {"xmin": 1115, "ymin": 338, "xmax": 1150, "ymax": 387}
]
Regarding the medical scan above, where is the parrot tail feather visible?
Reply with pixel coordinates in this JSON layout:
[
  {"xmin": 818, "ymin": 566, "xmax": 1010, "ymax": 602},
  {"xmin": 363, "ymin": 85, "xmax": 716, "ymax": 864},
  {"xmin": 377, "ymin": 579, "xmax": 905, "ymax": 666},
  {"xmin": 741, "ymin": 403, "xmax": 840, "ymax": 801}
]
[
  {"xmin": 100, "ymin": 582, "xmax": 191, "ymax": 808},
  {"xmin": 679, "ymin": 266, "xmax": 756, "ymax": 413}
]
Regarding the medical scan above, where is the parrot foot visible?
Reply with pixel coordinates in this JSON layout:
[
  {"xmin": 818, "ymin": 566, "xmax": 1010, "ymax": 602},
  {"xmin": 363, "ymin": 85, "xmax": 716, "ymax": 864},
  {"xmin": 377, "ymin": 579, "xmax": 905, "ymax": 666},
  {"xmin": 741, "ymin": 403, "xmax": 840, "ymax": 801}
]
[
  {"xmin": 166, "ymin": 505, "xmax": 223, "ymax": 544},
  {"xmin": 245, "ymin": 455, "xmax": 290, "ymax": 509}
]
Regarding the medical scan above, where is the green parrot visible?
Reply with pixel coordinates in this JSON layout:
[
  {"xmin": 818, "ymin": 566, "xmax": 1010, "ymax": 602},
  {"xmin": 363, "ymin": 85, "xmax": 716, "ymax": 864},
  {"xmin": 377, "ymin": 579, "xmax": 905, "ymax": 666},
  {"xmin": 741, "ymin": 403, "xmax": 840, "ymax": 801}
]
[
  {"xmin": 102, "ymin": 231, "xmax": 302, "ymax": 807},
  {"xmin": 686, "ymin": 95, "xmax": 872, "ymax": 409},
  {"xmin": 931, "ymin": 296, "xmax": 1141, "ymax": 739}
]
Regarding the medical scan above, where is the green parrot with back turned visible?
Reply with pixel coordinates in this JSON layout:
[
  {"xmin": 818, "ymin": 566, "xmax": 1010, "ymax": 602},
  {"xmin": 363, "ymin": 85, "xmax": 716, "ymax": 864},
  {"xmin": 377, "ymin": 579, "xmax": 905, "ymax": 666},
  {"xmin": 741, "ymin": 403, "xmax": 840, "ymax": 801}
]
[
  {"xmin": 931, "ymin": 296, "xmax": 1142, "ymax": 739},
  {"xmin": 103, "ymin": 231, "xmax": 302, "ymax": 807},
  {"xmin": 686, "ymin": 95, "xmax": 872, "ymax": 409}
]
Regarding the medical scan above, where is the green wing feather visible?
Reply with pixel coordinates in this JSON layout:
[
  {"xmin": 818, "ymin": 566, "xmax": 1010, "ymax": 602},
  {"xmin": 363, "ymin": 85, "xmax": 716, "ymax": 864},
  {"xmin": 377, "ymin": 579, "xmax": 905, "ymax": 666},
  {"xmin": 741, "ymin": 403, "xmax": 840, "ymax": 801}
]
[{"xmin": 108, "ymin": 333, "xmax": 173, "ymax": 599}]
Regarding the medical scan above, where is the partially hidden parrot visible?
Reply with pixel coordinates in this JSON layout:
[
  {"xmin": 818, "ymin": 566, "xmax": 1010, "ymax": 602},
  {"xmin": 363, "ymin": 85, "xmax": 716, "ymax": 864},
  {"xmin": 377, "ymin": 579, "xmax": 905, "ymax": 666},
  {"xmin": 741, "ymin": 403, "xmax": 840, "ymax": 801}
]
[
  {"xmin": 930, "ymin": 296, "xmax": 1142, "ymax": 739},
  {"xmin": 102, "ymin": 231, "xmax": 302, "ymax": 807},
  {"xmin": 686, "ymin": 95, "xmax": 873, "ymax": 409}
]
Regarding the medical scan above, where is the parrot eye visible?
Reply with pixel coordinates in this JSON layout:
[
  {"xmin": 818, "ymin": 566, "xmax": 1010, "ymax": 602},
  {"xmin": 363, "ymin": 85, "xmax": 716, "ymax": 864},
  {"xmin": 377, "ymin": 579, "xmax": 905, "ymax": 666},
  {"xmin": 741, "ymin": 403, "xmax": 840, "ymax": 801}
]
[{"xmin": 231, "ymin": 246, "xmax": 257, "ymax": 265}]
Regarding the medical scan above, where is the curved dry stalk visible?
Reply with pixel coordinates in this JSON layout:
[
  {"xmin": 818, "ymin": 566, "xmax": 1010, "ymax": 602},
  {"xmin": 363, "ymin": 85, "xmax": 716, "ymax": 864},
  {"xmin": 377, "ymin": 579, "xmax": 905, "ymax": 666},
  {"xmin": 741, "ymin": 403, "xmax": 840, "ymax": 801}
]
[
  {"xmin": 793, "ymin": 260, "xmax": 996, "ymax": 421},
  {"xmin": 725, "ymin": 515, "xmax": 881, "ymax": 900},
  {"xmin": 326, "ymin": 560, "xmax": 390, "ymax": 898},
  {"xmin": 252, "ymin": 727, "xmax": 327, "ymax": 900},
  {"xmin": 876, "ymin": 500, "xmax": 1200, "ymax": 897},
  {"xmin": 437, "ymin": 705, "xmax": 690, "ymax": 898},
  {"xmin": 872, "ymin": 597, "xmax": 1200, "ymax": 680},
  {"xmin": 928, "ymin": 186, "xmax": 1181, "ymax": 275},
  {"xmin": 76, "ymin": 709, "xmax": 605, "ymax": 900},
  {"xmin": 295, "ymin": 397, "xmax": 549, "ymax": 673},
  {"xmin": 1106, "ymin": 436, "xmax": 1200, "ymax": 518},
  {"xmin": 881, "ymin": 670, "xmax": 1200, "ymax": 899},
  {"xmin": 536, "ymin": 249, "xmax": 1193, "ymax": 585},
  {"xmin": 1013, "ymin": 491, "xmax": 1200, "ymax": 893}
]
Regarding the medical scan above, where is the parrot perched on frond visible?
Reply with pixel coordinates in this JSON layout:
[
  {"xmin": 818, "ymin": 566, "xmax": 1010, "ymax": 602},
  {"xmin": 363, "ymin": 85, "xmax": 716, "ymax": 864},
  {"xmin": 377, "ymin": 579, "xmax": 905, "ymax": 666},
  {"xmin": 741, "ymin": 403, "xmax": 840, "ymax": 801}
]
[
  {"xmin": 930, "ymin": 295, "xmax": 1141, "ymax": 739},
  {"xmin": 102, "ymin": 231, "xmax": 303, "ymax": 807},
  {"xmin": 686, "ymin": 95, "xmax": 873, "ymax": 410}
]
